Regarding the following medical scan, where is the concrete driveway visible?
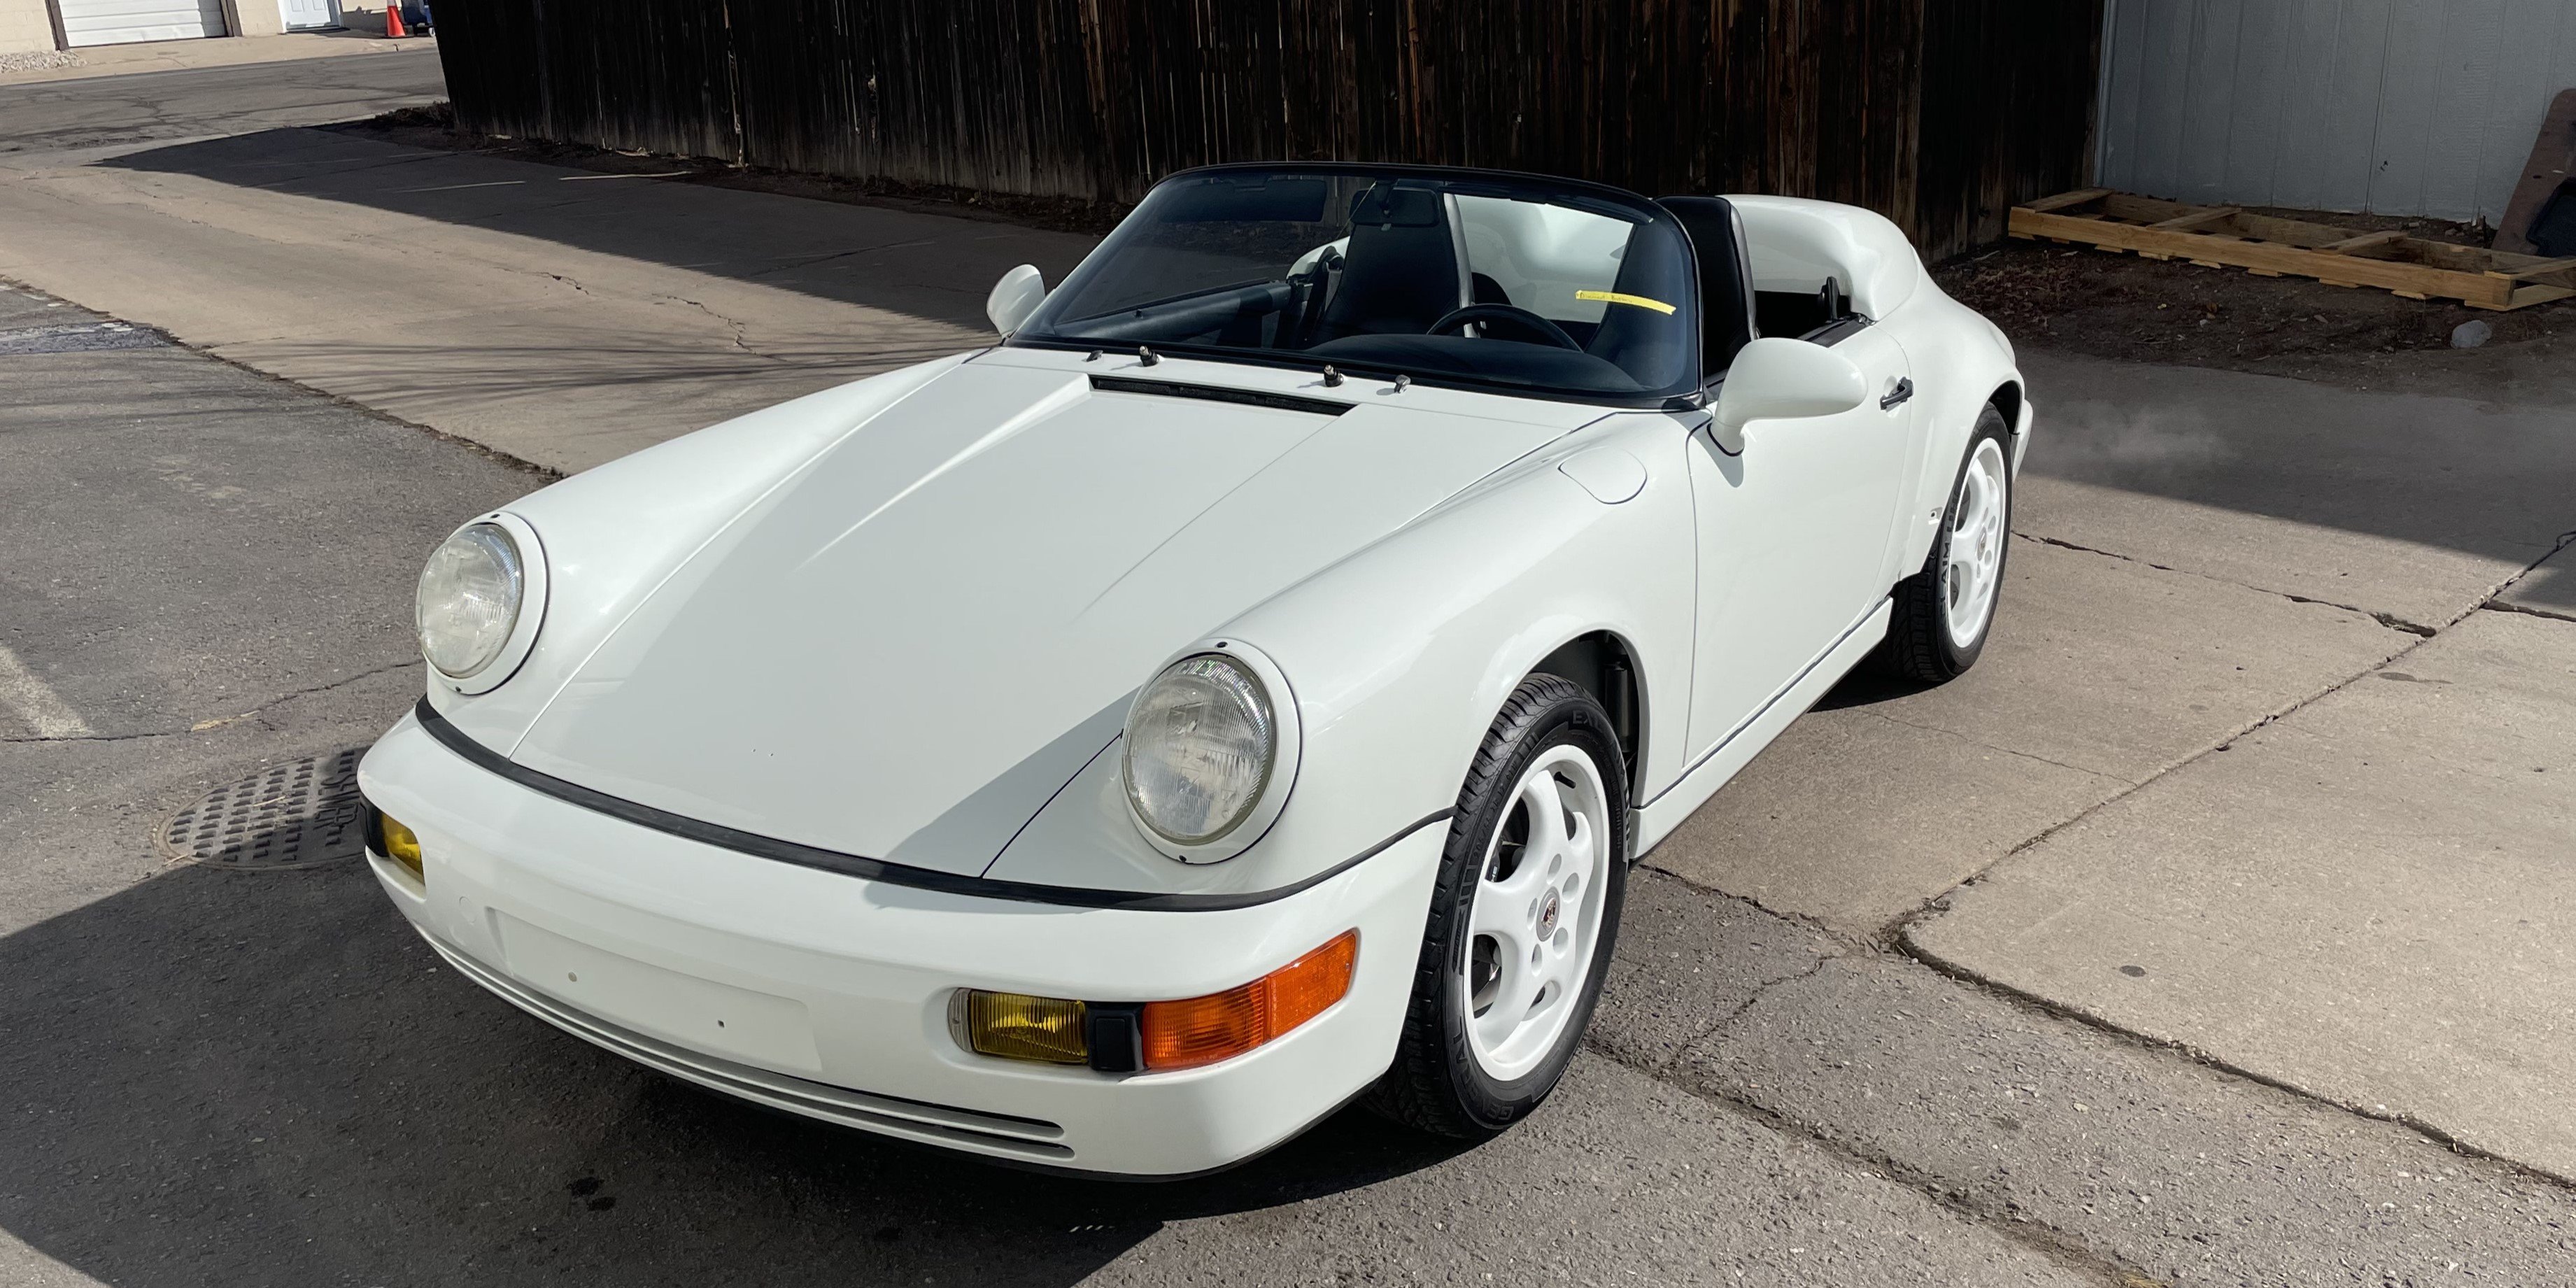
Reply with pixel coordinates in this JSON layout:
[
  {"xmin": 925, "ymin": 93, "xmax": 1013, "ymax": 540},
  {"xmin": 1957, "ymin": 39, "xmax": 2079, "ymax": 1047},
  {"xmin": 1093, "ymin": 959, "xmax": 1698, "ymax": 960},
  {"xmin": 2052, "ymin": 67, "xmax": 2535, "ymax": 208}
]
[
  {"xmin": 0, "ymin": 50, "xmax": 1094, "ymax": 472},
  {"xmin": 4, "ymin": 52, "xmax": 2574, "ymax": 1287}
]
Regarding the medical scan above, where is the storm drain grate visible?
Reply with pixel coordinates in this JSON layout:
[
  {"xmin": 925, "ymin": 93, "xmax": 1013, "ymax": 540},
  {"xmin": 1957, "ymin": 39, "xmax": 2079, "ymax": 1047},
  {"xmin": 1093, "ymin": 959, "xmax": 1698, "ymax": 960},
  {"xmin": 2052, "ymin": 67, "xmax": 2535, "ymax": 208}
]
[{"xmin": 157, "ymin": 749, "xmax": 370, "ymax": 871}]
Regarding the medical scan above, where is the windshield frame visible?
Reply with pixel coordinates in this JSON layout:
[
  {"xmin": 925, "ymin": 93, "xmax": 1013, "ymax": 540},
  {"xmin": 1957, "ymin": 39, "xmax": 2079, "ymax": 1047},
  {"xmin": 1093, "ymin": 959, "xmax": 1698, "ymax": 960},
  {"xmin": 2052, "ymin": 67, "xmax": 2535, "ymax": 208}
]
[{"xmin": 1009, "ymin": 162, "xmax": 1705, "ymax": 410}]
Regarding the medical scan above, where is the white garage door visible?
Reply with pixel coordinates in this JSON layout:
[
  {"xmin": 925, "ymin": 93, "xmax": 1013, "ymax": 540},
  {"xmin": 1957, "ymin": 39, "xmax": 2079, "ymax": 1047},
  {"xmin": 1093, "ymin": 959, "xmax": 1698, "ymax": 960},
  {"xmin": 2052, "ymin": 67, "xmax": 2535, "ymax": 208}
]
[{"xmin": 59, "ymin": 0, "xmax": 229, "ymax": 46}]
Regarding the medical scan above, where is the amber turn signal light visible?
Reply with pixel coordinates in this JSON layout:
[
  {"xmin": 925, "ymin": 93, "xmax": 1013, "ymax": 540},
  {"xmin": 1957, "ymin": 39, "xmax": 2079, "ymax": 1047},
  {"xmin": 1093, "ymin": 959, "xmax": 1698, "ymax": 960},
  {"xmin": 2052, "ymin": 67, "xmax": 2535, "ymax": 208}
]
[{"xmin": 1140, "ymin": 930, "xmax": 1357, "ymax": 1071}]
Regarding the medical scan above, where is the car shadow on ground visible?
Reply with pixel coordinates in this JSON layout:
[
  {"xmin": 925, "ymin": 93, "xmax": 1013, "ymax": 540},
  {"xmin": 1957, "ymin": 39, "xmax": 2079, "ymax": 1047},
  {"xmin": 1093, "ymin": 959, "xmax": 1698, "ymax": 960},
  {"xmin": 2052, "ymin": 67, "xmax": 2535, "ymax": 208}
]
[
  {"xmin": 0, "ymin": 859, "xmax": 1470, "ymax": 1287},
  {"xmin": 1806, "ymin": 662, "xmax": 1925, "ymax": 713}
]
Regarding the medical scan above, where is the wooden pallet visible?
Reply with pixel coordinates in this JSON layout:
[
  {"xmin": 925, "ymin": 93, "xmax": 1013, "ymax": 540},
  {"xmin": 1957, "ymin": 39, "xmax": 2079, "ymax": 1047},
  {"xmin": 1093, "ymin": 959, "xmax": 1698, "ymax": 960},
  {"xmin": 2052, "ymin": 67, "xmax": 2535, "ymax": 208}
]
[{"xmin": 2009, "ymin": 189, "xmax": 2576, "ymax": 311}]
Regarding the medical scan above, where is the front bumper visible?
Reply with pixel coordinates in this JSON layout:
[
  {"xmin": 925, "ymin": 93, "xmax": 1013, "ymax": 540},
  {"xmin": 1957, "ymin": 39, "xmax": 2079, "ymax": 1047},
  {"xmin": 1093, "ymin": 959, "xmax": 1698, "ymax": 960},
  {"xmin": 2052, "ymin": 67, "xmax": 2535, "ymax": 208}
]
[{"xmin": 356, "ymin": 712, "xmax": 1441, "ymax": 1176}]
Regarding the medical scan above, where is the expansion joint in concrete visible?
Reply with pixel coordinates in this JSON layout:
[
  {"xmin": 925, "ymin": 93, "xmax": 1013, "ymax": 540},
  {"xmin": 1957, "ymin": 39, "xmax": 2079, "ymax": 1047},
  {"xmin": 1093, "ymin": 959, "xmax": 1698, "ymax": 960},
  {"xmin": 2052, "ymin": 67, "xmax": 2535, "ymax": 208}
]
[
  {"xmin": 2011, "ymin": 530, "xmax": 2440, "ymax": 635},
  {"xmin": 2482, "ymin": 599, "xmax": 2576, "ymax": 624},
  {"xmin": 1895, "ymin": 933, "xmax": 2576, "ymax": 1194},
  {"xmin": 1587, "ymin": 1027, "xmax": 2162, "ymax": 1288}
]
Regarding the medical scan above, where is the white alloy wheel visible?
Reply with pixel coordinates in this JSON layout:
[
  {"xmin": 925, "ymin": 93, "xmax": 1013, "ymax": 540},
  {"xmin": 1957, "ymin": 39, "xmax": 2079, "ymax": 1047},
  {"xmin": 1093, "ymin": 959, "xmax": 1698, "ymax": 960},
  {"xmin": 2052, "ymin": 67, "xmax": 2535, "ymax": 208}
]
[
  {"xmin": 1459, "ymin": 744, "xmax": 1613, "ymax": 1082},
  {"xmin": 1941, "ymin": 437, "xmax": 2009, "ymax": 648}
]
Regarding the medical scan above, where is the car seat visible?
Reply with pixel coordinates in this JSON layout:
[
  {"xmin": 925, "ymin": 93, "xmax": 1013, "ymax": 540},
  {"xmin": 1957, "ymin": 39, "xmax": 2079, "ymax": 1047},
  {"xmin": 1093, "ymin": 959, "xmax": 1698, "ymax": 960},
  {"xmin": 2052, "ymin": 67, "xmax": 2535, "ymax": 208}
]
[
  {"xmin": 1580, "ymin": 210, "xmax": 1701, "ymax": 392},
  {"xmin": 1315, "ymin": 185, "xmax": 1471, "ymax": 341}
]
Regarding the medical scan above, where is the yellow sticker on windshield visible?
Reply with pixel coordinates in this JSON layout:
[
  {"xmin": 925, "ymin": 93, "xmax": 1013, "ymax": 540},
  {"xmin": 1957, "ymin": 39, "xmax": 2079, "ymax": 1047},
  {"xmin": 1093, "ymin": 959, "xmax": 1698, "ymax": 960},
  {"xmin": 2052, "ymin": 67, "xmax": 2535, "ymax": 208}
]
[{"xmin": 1575, "ymin": 290, "xmax": 1677, "ymax": 315}]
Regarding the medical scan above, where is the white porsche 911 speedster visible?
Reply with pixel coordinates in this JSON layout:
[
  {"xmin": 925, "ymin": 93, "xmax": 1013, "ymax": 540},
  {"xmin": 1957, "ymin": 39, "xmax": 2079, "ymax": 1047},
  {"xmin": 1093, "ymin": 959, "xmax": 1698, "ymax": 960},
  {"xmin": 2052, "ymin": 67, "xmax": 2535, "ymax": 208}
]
[{"xmin": 359, "ymin": 163, "xmax": 2030, "ymax": 1176}]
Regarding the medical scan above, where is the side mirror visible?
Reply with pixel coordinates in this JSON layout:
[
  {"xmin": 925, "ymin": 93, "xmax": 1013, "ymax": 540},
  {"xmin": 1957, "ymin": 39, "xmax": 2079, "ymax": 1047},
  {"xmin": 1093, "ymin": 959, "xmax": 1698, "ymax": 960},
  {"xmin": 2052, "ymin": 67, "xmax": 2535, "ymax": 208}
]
[
  {"xmin": 1711, "ymin": 337, "xmax": 1867, "ymax": 452},
  {"xmin": 985, "ymin": 264, "xmax": 1047, "ymax": 337}
]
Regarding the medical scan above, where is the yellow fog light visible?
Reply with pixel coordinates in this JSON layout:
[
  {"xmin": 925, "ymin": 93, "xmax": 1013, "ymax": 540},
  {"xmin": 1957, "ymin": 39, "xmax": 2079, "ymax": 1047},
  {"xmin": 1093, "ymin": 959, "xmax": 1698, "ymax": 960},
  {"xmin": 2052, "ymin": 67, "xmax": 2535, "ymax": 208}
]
[
  {"xmin": 960, "ymin": 990, "xmax": 1089, "ymax": 1065},
  {"xmin": 375, "ymin": 809, "xmax": 424, "ymax": 882}
]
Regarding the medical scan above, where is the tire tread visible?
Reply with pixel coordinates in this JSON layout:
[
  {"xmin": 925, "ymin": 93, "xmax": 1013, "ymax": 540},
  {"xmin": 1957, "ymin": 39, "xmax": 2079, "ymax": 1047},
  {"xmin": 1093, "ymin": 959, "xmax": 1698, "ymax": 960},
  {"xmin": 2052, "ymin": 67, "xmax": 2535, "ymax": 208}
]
[{"xmin": 1368, "ymin": 673, "xmax": 1615, "ymax": 1138}]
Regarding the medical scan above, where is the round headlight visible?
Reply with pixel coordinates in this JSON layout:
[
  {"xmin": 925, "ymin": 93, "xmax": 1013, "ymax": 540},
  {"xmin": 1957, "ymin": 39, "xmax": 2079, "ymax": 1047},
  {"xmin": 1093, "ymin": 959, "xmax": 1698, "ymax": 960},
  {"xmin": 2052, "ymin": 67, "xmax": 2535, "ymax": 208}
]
[
  {"xmin": 416, "ymin": 523, "xmax": 523, "ymax": 679},
  {"xmin": 1123, "ymin": 653, "xmax": 1277, "ymax": 847}
]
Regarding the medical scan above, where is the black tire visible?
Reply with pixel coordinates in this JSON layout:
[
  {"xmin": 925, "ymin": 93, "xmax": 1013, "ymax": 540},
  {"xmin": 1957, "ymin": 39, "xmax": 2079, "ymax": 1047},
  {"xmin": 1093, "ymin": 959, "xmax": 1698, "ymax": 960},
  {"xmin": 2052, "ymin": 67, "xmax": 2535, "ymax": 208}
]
[
  {"xmin": 1884, "ymin": 405, "xmax": 2014, "ymax": 684},
  {"xmin": 1368, "ymin": 674, "xmax": 1629, "ymax": 1139}
]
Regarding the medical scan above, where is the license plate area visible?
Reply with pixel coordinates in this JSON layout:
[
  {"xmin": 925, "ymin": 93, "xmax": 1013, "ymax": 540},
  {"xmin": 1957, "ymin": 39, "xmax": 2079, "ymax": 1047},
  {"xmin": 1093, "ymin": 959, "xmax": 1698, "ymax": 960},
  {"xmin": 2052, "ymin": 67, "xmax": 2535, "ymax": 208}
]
[{"xmin": 493, "ymin": 912, "xmax": 823, "ymax": 1075}]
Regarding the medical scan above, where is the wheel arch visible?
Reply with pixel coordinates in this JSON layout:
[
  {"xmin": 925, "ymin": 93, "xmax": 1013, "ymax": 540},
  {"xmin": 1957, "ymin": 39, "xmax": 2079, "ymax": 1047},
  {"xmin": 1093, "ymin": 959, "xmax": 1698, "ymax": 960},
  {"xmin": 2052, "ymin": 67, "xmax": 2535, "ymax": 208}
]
[
  {"xmin": 1527, "ymin": 629, "xmax": 1646, "ymax": 802},
  {"xmin": 1883, "ymin": 288, "xmax": 2025, "ymax": 579},
  {"xmin": 1988, "ymin": 379, "xmax": 2023, "ymax": 437}
]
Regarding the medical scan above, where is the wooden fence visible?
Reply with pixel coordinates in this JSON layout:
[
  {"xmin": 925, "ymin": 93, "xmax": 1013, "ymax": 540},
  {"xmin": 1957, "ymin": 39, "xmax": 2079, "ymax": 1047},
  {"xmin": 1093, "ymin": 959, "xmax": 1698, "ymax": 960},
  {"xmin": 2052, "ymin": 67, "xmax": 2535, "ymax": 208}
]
[{"xmin": 431, "ymin": 0, "xmax": 2103, "ymax": 260}]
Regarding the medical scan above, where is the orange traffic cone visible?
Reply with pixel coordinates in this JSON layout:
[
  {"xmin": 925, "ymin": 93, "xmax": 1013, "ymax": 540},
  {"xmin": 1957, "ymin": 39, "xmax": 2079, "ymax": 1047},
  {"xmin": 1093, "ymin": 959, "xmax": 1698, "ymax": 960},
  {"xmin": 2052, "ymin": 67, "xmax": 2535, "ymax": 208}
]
[{"xmin": 385, "ymin": 1, "xmax": 407, "ymax": 36}]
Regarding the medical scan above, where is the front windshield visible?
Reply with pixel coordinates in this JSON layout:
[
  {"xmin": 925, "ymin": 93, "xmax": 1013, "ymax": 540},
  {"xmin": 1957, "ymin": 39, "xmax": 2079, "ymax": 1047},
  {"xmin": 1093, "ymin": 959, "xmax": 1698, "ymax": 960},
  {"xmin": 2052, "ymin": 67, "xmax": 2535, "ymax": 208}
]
[{"xmin": 1013, "ymin": 167, "xmax": 1699, "ymax": 404}]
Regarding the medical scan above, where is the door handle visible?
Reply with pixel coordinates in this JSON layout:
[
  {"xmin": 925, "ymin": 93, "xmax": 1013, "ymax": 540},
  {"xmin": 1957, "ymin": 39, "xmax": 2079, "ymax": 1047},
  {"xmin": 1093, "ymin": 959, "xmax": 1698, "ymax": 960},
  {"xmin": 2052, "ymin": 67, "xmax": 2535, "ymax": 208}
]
[{"xmin": 1879, "ymin": 378, "xmax": 1913, "ymax": 411}]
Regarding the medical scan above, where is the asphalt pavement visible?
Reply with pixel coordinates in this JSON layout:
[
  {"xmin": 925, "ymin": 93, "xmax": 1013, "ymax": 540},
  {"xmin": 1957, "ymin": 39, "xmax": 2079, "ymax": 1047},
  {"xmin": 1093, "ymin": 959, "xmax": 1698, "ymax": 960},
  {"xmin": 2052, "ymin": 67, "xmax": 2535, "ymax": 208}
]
[
  {"xmin": 4, "ymin": 48, "xmax": 2575, "ymax": 1288},
  {"xmin": 0, "ymin": 47, "xmax": 444, "ymax": 154}
]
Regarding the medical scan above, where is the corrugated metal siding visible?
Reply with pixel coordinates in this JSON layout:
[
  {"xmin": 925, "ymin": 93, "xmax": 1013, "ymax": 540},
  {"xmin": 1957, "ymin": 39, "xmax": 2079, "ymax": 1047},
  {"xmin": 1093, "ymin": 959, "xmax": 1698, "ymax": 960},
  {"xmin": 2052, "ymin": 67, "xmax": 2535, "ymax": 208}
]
[
  {"xmin": 2097, "ymin": 0, "xmax": 2576, "ymax": 222},
  {"xmin": 432, "ymin": 0, "xmax": 2103, "ymax": 262}
]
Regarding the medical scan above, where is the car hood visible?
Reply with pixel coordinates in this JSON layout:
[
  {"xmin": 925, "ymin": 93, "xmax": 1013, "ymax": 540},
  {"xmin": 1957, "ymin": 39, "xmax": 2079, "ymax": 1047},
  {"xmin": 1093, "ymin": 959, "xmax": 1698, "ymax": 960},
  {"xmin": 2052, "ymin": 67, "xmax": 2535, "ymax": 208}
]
[{"xmin": 509, "ymin": 355, "xmax": 1590, "ymax": 876}]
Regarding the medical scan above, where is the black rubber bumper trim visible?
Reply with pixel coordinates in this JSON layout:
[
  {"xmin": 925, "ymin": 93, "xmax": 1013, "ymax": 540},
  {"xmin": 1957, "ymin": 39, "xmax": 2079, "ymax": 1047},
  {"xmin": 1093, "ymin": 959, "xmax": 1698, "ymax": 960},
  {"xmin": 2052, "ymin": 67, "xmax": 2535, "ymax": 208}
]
[{"xmin": 409, "ymin": 698, "xmax": 1448, "ymax": 912}]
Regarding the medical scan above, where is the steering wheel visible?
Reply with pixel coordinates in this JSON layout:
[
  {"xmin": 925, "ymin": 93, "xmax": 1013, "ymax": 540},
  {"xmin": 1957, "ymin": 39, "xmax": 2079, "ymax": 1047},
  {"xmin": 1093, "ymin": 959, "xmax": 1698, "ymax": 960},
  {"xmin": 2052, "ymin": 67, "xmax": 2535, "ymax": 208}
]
[{"xmin": 1425, "ymin": 304, "xmax": 1582, "ymax": 351}]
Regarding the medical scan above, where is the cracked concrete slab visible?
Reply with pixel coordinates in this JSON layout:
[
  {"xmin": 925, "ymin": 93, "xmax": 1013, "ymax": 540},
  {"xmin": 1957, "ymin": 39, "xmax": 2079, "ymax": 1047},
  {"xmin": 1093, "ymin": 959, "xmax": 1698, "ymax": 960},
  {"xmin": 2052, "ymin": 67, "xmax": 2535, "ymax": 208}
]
[
  {"xmin": 1087, "ymin": 1053, "xmax": 2104, "ymax": 1287},
  {"xmin": 1856, "ymin": 539, "xmax": 2415, "ymax": 784},
  {"xmin": 2015, "ymin": 350, "xmax": 2576, "ymax": 629},
  {"xmin": 1592, "ymin": 869, "xmax": 1843, "ymax": 1070},
  {"xmin": 1678, "ymin": 953, "xmax": 2576, "ymax": 1287},
  {"xmin": 1909, "ymin": 608, "xmax": 2576, "ymax": 1180},
  {"xmin": 0, "ymin": 125, "xmax": 1094, "ymax": 472},
  {"xmin": 1647, "ymin": 538, "xmax": 2412, "ymax": 934},
  {"xmin": 1647, "ymin": 707, "xmax": 2127, "ymax": 937}
]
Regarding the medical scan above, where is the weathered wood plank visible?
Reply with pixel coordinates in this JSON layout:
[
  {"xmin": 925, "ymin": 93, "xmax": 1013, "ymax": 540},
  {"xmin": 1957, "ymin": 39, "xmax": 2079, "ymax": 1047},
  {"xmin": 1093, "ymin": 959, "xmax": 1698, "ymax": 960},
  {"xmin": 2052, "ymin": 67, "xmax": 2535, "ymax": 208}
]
[
  {"xmin": 2008, "ymin": 206, "xmax": 2524, "ymax": 307},
  {"xmin": 2493, "ymin": 257, "xmax": 2576, "ymax": 283},
  {"xmin": 2023, "ymin": 187, "xmax": 2113, "ymax": 213},
  {"xmin": 2151, "ymin": 206, "xmax": 2241, "ymax": 230}
]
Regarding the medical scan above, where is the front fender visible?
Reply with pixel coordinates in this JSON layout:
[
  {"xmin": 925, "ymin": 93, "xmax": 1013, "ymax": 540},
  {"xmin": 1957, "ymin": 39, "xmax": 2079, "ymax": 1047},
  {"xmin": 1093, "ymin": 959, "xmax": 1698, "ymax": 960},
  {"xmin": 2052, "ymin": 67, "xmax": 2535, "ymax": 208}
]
[{"xmin": 988, "ymin": 413, "xmax": 1699, "ymax": 898}]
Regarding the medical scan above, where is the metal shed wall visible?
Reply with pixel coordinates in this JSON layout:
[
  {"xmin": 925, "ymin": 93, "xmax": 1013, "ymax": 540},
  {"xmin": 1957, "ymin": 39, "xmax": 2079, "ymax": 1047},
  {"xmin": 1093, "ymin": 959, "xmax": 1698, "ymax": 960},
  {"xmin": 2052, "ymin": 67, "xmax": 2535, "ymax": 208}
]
[
  {"xmin": 430, "ymin": 0, "xmax": 2106, "ymax": 262},
  {"xmin": 2095, "ymin": 0, "xmax": 2576, "ymax": 223}
]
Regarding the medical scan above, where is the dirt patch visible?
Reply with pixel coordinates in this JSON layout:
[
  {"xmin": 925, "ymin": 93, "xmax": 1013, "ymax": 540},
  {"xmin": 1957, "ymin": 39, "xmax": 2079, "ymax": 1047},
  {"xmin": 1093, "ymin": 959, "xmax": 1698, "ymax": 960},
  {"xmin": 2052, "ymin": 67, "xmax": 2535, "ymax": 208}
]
[
  {"xmin": 1934, "ymin": 215, "xmax": 2576, "ymax": 406},
  {"xmin": 331, "ymin": 103, "xmax": 1130, "ymax": 236}
]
